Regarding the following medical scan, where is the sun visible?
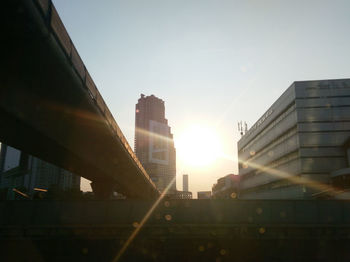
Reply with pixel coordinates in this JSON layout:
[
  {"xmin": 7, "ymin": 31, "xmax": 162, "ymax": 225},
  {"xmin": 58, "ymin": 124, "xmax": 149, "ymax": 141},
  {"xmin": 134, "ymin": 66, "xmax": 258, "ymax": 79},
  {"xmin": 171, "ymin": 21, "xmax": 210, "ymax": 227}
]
[{"xmin": 176, "ymin": 125, "xmax": 222, "ymax": 167}]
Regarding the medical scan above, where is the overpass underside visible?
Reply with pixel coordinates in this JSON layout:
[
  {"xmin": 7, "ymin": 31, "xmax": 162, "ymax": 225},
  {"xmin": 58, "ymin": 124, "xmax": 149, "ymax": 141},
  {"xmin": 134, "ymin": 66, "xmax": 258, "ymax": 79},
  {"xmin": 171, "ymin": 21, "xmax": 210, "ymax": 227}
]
[
  {"xmin": 1, "ymin": 200, "xmax": 350, "ymax": 261},
  {"xmin": 0, "ymin": 0, "xmax": 158, "ymax": 198}
]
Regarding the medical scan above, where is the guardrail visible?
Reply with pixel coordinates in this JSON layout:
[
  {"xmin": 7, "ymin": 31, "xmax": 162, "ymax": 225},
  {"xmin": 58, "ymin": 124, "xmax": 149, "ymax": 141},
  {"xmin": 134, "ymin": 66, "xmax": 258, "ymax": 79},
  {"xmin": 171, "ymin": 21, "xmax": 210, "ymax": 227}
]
[{"xmin": 33, "ymin": 0, "xmax": 157, "ymax": 191}]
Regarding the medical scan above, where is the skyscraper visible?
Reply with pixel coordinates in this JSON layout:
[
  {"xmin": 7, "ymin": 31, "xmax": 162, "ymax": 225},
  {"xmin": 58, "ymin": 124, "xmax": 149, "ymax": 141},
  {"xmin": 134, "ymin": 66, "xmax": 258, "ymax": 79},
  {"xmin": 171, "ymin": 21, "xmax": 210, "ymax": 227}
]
[
  {"xmin": 183, "ymin": 174, "xmax": 189, "ymax": 192},
  {"xmin": 135, "ymin": 94, "xmax": 176, "ymax": 192}
]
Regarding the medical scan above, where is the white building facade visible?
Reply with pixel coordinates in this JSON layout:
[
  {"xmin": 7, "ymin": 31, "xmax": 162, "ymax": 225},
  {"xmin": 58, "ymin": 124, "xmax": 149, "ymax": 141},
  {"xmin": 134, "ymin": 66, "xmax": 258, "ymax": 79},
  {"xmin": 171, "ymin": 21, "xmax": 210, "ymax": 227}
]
[{"xmin": 238, "ymin": 79, "xmax": 350, "ymax": 199}]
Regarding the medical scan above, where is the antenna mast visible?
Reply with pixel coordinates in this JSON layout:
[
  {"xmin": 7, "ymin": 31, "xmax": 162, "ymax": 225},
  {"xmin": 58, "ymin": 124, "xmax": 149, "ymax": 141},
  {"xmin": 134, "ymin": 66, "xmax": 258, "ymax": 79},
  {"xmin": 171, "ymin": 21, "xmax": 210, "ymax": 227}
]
[
  {"xmin": 238, "ymin": 121, "xmax": 243, "ymax": 136},
  {"xmin": 238, "ymin": 121, "xmax": 248, "ymax": 137}
]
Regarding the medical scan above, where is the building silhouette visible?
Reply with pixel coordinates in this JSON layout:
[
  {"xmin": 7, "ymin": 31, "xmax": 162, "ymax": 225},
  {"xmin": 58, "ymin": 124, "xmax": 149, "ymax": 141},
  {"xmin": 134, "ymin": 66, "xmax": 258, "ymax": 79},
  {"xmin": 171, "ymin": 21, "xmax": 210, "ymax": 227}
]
[
  {"xmin": 0, "ymin": 144, "xmax": 80, "ymax": 199},
  {"xmin": 238, "ymin": 79, "xmax": 350, "ymax": 199},
  {"xmin": 134, "ymin": 94, "xmax": 176, "ymax": 193},
  {"xmin": 212, "ymin": 174, "xmax": 239, "ymax": 199},
  {"xmin": 183, "ymin": 174, "xmax": 189, "ymax": 192},
  {"xmin": 197, "ymin": 191, "xmax": 212, "ymax": 199}
]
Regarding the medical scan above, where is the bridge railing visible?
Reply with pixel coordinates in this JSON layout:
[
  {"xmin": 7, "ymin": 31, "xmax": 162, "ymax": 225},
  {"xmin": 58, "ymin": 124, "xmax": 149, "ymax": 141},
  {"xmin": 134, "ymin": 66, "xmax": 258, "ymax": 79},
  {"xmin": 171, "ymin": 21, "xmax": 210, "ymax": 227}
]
[{"xmin": 33, "ymin": 0, "xmax": 157, "ymax": 191}]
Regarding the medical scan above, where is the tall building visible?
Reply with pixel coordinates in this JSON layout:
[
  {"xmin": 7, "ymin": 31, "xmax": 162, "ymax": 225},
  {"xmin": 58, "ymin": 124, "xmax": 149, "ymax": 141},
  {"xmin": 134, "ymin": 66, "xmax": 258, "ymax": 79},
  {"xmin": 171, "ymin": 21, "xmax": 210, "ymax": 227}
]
[
  {"xmin": 135, "ymin": 94, "xmax": 176, "ymax": 192},
  {"xmin": 0, "ymin": 144, "xmax": 80, "ymax": 199},
  {"xmin": 238, "ymin": 78, "xmax": 350, "ymax": 199},
  {"xmin": 183, "ymin": 174, "xmax": 189, "ymax": 192}
]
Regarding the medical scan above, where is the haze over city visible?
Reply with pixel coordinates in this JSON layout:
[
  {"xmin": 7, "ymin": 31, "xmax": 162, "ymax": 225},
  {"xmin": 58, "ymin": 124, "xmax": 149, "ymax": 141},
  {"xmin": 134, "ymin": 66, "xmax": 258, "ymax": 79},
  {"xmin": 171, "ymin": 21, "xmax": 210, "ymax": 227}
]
[
  {"xmin": 52, "ymin": 0, "xmax": 350, "ymax": 195},
  {"xmin": 2, "ymin": 0, "xmax": 350, "ymax": 260}
]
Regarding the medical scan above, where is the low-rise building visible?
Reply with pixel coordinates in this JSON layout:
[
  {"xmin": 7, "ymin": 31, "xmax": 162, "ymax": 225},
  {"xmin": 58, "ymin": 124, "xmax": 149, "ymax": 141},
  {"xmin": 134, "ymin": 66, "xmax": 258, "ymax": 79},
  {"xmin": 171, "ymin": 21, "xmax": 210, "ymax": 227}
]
[
  {"xmin": 197, "ymin": 191, "xmax": 211, "ymax": 199},
  {"xmin": 171, "ymin": 190, "xmax": 192, "ymax": 199},
  {"xmin": 212, "ymin": 174, "xmax": 239, "ymax": 199}
]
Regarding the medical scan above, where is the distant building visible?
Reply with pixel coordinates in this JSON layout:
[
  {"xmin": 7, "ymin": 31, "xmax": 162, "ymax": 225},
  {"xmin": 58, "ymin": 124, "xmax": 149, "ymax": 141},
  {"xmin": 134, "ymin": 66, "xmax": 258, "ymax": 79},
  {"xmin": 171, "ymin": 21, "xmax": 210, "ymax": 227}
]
[
  {"xmin": 212, "ymin": 174, "xmax": 239, "ymax": 199},
  {"xmin": 0, "ymin": 144, "xmax": 80, "ymax": 199},
  {"xmin": 183, "ymin": 174, "xmax": 189, "ymax": 192},
  {"xmin": 168, "ymin": 190, "xmax": 192, "ymax": 199},
  {"xmin": 135, "ymin": 94, "xmax": 176, "ymax": 193},
  {"xmin": 197, "ymin": 191, "xmax": 211, "ymax": 199},
  {"xmin": 238, "ymin": 79, "xmax": 350, "ymax": 199},
  {"xmin": 166, "ymin": 174, "xmax": 192, "ymax": 199}
]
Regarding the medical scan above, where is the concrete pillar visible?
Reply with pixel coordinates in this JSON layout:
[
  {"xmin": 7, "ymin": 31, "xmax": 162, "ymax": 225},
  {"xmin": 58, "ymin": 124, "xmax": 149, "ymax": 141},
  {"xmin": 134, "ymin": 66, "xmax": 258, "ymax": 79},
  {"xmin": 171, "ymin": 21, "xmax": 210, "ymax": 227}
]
[{"xmin": 90, "ymin": 180, "xmax": 115, "ymax": 200}]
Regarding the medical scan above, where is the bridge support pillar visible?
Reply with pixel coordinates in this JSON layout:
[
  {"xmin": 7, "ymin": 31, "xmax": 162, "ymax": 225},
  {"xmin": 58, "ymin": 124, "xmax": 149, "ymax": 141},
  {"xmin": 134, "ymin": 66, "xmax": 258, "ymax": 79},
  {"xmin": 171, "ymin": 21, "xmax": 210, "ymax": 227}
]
[{"xmin": 90, "ymin": 181, "xmax": 115, "ymax": 200}]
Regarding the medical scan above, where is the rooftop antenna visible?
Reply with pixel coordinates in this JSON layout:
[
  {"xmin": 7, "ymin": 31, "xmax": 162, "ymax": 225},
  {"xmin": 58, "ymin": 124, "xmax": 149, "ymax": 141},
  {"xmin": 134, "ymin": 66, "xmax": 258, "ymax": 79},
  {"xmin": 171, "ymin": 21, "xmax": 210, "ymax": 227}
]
[
  {"xmin": 238, "ymin": 121, "xmax": 244, "ymax": 136},
  {"xmin": 244, "ymin": 122, "xmax": 248, "ymax": 133}
]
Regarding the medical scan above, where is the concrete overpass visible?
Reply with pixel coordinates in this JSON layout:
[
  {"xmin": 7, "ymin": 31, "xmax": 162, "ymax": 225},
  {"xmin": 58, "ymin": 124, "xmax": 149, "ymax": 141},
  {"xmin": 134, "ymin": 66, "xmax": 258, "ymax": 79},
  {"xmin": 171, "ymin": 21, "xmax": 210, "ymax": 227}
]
[
  {"xmin": 1, "ymin": 200, "xmax": 350, "ymax": 261},
  {"xmin": 0, "ymin": 0, "xmax": 159, "ymax": 198}
]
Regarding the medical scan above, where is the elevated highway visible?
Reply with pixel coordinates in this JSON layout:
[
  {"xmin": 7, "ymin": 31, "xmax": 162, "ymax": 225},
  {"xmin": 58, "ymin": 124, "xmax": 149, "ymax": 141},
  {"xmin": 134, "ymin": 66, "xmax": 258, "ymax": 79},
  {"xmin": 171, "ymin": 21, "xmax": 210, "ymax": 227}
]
[{"xmin": 0, "ymin": 0, "xmax": 159, "ymax": 198}]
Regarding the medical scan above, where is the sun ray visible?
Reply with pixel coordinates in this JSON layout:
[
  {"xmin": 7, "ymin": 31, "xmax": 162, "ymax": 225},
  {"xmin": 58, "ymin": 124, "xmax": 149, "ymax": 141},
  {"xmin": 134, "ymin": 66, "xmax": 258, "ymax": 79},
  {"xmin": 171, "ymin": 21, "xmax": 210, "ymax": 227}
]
[
  {"xmin": 112, "ymin": 176, "xmax": 176, "ymax": 262},
  {"xmin": 236, "ymin": 157, "xmax": 342, "ymax": 196},
  {"xmin": 218, "ymin": 153, "xmax": 342, "ymax": 196},
  {"xmin": 135, "ymin": 127, "xmax": 174, "ymax": 143}
]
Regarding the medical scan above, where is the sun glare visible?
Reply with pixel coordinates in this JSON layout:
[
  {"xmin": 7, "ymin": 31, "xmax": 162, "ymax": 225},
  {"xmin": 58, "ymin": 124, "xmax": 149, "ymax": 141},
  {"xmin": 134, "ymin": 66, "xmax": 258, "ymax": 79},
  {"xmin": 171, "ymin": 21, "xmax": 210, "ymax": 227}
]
[{"xmin": 176, "ymin": 125, "xmax": 222, "ymax": 167}]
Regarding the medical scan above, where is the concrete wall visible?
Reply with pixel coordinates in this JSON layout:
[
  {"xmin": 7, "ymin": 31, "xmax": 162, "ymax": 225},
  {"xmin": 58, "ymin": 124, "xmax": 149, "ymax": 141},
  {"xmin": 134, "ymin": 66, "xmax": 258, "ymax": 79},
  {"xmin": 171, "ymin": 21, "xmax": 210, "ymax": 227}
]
[{"xmin": 2, "ymin": 200, "xmax": 350, "ymax": 225}]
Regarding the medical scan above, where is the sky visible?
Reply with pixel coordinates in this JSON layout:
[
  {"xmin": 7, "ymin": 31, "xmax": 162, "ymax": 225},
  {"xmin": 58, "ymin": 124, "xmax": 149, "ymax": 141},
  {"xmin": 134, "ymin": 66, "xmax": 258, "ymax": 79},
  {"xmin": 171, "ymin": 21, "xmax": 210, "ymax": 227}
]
[{"xmin": 53, "ymin": 0, "xmax": 350, "ymax": 195}]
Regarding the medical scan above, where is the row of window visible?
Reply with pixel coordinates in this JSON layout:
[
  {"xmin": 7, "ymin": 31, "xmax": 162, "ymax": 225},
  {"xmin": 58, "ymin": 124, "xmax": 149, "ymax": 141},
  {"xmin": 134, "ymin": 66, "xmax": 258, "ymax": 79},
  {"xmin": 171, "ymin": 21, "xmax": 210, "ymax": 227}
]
[
  {"xmin": 254, "ymin": 150, "xmax": 299, "ymax": 176},
  {"xmin": 243, "ymin": 150, "xmax": 299, "ymax": 180},
  {"xmin": 241, "ymin": 102, "xmax": 296, "ymax": 153},
  {"xmin": 242, "ymin": 177, "xmax": 296, "ymax": 194},
  {"xmin": 244, "ymin": 126, "xmax": 297, "ymax": 164}
]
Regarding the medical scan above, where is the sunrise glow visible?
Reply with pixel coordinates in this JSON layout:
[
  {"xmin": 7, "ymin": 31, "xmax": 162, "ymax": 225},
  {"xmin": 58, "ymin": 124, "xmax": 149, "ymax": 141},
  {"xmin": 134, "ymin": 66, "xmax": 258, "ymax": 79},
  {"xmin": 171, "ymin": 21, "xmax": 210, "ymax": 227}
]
[{"xmin": 176, "ymin": 125, "xmax": 223, "ymax": 167}]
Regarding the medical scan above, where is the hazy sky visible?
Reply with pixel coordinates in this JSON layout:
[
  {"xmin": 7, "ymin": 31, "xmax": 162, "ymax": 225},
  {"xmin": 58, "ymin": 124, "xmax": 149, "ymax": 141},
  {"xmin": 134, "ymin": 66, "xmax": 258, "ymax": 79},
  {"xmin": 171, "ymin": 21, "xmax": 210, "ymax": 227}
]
[{"xmin": 53, "ymin": 0, "xmax": 350, "ymax": 195}]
